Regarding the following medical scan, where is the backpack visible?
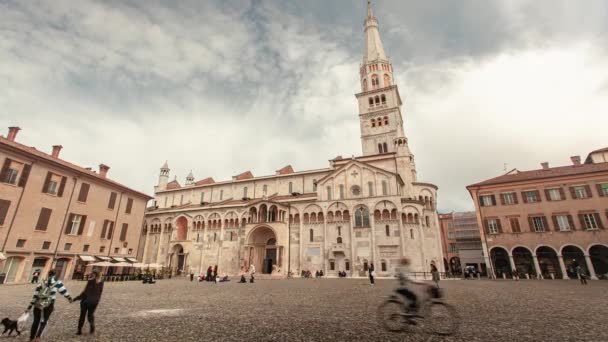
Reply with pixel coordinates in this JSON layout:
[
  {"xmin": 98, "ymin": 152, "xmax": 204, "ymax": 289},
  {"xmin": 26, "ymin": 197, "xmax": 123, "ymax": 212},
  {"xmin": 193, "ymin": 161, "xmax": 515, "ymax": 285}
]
[{"xmin": 34, "ymin": 280, "xmax": 53, "ymax": 309}]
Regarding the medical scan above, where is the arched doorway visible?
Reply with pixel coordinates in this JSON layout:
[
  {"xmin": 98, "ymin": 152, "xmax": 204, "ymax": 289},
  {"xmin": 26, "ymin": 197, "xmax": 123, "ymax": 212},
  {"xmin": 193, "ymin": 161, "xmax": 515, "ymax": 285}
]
[
  {"xmin": 589, "ymin": 245, "xmax": 608, "ymax": 279},
  {"xmin": 536, "ymin": 246, "xmax": 562, "ymax": 279},
  {"xmin": 2, "ymin": 256, "xmax": 25, "ymax": 283},
  {"xmin": 54, "ymin": 258, "xmax": 71, "ymax": 280},
  {"xmin": 490, "ymin": 247, "xmax": 510, "ymax": 277},
  {"xmin": 246, "ymin": 226, "xmax": 278, "ymax": 274},
  {"xmin": 29, "ymin": 257, "xmax": 49, "ymax": 282},
  {"xmin": 562, "ymin": 245, "xmax": 586, "ymax": 279},
  {"xmin": 176, "ymin": 217, "xmax": 188, "ymax": 241},
  {"xmin": 512, "ymin": 247, "xmax": 536, "ymax": 276},
  {"xmin": 449, "ymin": 257, "xmax": 461, "ymax": 275},
  {"xmin": 172, "ymin": 244, "xmax": 186, "ymax": 275}
]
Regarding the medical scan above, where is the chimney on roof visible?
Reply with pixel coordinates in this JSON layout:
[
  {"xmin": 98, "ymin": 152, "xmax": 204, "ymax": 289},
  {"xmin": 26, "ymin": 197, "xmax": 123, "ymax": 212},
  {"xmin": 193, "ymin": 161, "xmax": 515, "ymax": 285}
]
[
  {"xmin": 7, "ymin": 127, "xmax": 21, "ymax": 142},
  {"xmin": 99, "ymin": 164, "xmax": 110, "ymax": 178},
  {"xmin": 570, "ymin": 156, "xmax": 581, "ymax": 166},
  {"xmin": 51, "ymin": 145, "xmax": 63, "ymax": 158},
  {"xmin": 540, "ymin": 162, "xmax": 549, "ymax": 170}
]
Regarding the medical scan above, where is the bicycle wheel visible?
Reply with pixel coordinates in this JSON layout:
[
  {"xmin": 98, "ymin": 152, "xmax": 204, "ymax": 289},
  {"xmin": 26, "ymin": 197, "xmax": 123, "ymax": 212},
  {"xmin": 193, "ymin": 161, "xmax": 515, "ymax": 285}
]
[
  {"xmin": 423, "ymin": 302, "xmax": 459, "ymax": 336},
  {"xmin": 377, "ymin": 300, "xmax": 407, "ymax": 332}
]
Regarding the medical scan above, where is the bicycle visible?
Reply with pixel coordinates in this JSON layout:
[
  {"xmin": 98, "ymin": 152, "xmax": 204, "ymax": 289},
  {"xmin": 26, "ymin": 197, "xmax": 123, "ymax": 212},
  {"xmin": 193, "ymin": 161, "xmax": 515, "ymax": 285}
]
[{"xmin": 377, "ymin": 286, "xmax": 459, "ymax": 336}]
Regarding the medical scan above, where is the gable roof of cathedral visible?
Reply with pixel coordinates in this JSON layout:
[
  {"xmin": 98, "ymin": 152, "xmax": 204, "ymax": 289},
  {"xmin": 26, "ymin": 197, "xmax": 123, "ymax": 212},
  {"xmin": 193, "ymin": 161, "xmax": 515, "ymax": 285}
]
[
  {"xmin": 316, "ymin": 158, "xmax": 404, "ymax": 186},
  {"xmin": 233, "ymin": 171, "xmax": 254, "ymax": 180},
  {"xmin": 166, "ymin": 179, "xmax": 181, "ymax": 190},
  {"xmin": 275, "ymin": 165, "xmax": 294, "ymax": 175},
  {"xmin": 194, "ymin": 177, "xmax": 215, "ymax": 186}
]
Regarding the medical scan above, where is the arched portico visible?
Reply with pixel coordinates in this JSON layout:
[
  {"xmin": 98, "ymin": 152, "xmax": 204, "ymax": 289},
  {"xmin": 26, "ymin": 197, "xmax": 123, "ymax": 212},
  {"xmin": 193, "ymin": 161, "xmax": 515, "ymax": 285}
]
[
  {"xmin": 490, "ymin": 247, "xmax": 511, "ymax": 278},
  {"xmin": 589, "ymin": 245, "xmax": 608, "ymax": 279},
  {"xmin": 536, "ymin": 246, "xmax": 562, "ymax": 279},
  {"xmin": 170, "ymin": 244, "xmax": 187, "ymax": 275},
  {"xmin": 561, "ymin": 245, "xmax": 586, "ymax": 279},
  {"xmin": 244, "ymin": 226, "xmax": 282, "ymax": 274},
  {"xmin": 512, "ymin": 246, "xmax": 536, "ymax": 276}
]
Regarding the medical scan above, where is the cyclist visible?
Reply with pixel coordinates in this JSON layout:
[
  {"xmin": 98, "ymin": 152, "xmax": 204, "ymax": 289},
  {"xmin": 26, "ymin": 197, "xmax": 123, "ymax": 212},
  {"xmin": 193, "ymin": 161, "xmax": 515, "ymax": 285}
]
[{"xmin": 395, "ymin": 257, "xmax": 424, "ymax": 313}]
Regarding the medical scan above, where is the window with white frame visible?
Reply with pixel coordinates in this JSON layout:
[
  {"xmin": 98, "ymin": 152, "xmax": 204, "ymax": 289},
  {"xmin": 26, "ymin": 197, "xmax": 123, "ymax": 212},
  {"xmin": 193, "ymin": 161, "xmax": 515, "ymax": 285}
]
[
  {"xmin": 481, "ymin": 195, "xmax": 494, "ymax": 206},
  {"xmin": 502, "ymin": 193, "xmax": 515, "ymax": 205},
  {"xmin": 447, "ymin": 232, "xmax": 455, "ymax": 239},
  {"xmin": 547, "ymin": 189, "xmax": 562, "ymax": 201},
  {"xmin": 574, "ymin": 186, "xmax": 588, "ymax": 199},
  {"xmin": 5, "ymin": 167, "xmax": 19, "ymax": 184},
  {"xmin": 524, "ymin": 191, "xmax": 539, "ymax": 203},
  {"xmin": 583, "ymin": 214, "xmax": 599, "ymax": 230},
  {"xmin": 532, "ymin": 217, "xmax": 545, "ymax": 232},
  {"xmin": 555, "ymin": 215, "xmax": 570, "ymax": 231},
  {"xmin": 69, "ymin": 215, "xmax": 82, "ymax": 235},
  {"xmin": 47, "ymin": 179, "xmax": 59, "ymax": 195},
  {"xmin": 487, "ymin": 219, "xmax": 499, "ymax": 234},
  {"xmin": 601, "ymin": 184, "xmax": 608, "ymax": 196}
]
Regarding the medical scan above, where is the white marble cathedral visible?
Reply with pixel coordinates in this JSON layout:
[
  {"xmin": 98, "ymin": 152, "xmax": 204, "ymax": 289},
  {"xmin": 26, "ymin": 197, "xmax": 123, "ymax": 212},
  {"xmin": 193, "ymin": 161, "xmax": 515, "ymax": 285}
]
[{"xmin": 141, "ymin": 2, "xmax": 443, "ymax": 277}]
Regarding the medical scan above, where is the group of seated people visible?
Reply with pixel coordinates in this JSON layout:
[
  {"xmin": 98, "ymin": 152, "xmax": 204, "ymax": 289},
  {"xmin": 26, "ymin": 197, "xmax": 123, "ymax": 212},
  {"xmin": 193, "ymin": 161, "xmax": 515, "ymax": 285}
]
[
  {"xmin": 197, "ymin": 274, "xmax": 230, "ymax": 283},
  {"xmin": 337, "ymin": 271, "xmax": 347, "ymax": 277}
]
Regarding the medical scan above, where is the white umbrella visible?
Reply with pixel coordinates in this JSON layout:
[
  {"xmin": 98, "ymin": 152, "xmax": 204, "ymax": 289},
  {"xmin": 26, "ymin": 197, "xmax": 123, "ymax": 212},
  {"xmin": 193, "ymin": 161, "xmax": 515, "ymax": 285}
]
[
  {"xmin": 131, "ymin": 263, "xmax": 146, "ymax": 268},
  {"xmin": 112, "ymin": 262, "xmax": 132, "ymax": 267}
]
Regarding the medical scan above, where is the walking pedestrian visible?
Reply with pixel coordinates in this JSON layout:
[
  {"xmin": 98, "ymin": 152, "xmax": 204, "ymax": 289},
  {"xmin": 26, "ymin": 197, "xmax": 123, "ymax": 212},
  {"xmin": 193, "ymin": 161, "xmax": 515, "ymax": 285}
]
[
  {"xmin": 74, "ymin": 271, "xmax": 104, "ymax": 336},
  {"xmin": 26, "ymin": 270, "xmax": 73, "ymax": 342},
  {"xmin": 31, "ymin": 270, "xmax": 40, "ymax": 284},
  {"xmin": 369, "ymin": 263, "xmax": 375, "ymax": 286},
  {"xmin": 249, "ymin": 264, "xmax": 256, "ymax": 283},
  {"xmin": 575, "ymin": 264, "xmax": 588, "ymax": 285},
  {"xmin": 213, "ymin": 265, "xmax": 218, "ymax": 281},
  {"xmin": 206, "ymin": 266, "xmax": 213, "ymax": 282},
  {"xmin": 189, "ymin": 271, "xmax": 194, "ymax": 282},
  {"xmin": 430, "ymin": 262, "xmax": 440, "ymax": 288}
]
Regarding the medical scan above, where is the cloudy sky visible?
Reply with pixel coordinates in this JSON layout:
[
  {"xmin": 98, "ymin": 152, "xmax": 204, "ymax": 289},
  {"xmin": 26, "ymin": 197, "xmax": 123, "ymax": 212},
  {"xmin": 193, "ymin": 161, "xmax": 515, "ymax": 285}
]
[{"xmin": 2, "ymin": 0, "xmax": 607, "ymax": 211}]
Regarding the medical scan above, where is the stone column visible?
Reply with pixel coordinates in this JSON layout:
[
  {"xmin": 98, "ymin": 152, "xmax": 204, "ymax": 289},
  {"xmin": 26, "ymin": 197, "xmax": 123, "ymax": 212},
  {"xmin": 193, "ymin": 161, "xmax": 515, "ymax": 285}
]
[
  {"xmin": 369, "ymin": 212, "xmax": 377, "ymax": 269},
  {"xmin": 397, "ymin": 212, "xmax": 406, "ymax": 257},
  {"xmin": 584, "ymin": 254, "xmax": 597, "ymax": 280},
  {"xmin": 323, "ymin": 214, "xmax": 328, "ymax": 275},
  {"xmin": 557, "ymin": 255, "xmax": 568, "ymax": 279},
  {"xmin": 508, "ymin": 255, "xmax": 516, "ymax": 274},
  {"xmin": 532, "ymin": 255, "xmax": 542, "ymax": 279},
  {"xmin": 155, "ymin": 231, "xmax": 164, "ymax": 264},
  {"xmin": 349, "ymin": 211, "xmax": 356, "ymax": 277}
]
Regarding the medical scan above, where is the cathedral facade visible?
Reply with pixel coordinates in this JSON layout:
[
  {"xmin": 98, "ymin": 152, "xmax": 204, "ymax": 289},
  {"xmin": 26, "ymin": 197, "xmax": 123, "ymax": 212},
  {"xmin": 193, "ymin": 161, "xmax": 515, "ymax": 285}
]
[{"xmin": 141, "ymin": 2, "xmax": 444, "ymax": 277}]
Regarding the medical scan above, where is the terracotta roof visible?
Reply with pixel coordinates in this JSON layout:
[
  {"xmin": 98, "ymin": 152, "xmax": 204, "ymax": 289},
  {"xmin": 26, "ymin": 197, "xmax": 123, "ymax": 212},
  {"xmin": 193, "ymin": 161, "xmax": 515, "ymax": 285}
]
[
  {"xmin": 467, "ymin": 162, "xmax": 608, "ymax": 188},
  {"xmin": 0, "ymin": 136, "xmax": 152, "ymax": 199},
  {"xmin": 166, "ymin": 180, "xmax": 181, "ymax": 190},
  {"xmin": 233, "ymin": 171, "xmax": 253, "ymax": 180},
  {"xmin": 194, "ymin": 177, "xmax": 215, "ymax": 186},
  {"xmin": 276, "ymin": 165, "xmax": 294, "ymax": 175}
]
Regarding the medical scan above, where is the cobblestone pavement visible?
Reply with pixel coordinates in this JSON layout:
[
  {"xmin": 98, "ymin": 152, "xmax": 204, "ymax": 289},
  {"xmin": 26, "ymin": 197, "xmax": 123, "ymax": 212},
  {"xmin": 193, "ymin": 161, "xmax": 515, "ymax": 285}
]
[{"xmin": 1, "ymin": 278, "xmax": 606, "ymax": 342}]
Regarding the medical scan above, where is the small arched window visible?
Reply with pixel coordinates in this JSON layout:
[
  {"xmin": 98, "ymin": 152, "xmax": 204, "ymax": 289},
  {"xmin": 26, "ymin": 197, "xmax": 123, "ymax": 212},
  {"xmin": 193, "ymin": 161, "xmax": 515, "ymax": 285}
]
[
  {"xmin": 385, "ymin": 225, "xmax": 390, "ymax": 237},
  {"xmin": 337, "ymin": 236, "xmax": 343, "ymax": 244},
  {"xmin": 337, "ymin": 226, "xmax": 341, "ymax": 236},
  {"xmin": 383, "ymin": 74, "xmax": 391, "ymax": 87},
  {"xmin": 383, "ymin": 142, "xmax": 388, "ymax": 153},
  {"xmin": 382, "ymin": 180, "xmax": 388, "ymax": 195},
  {"xmin": 374, "ymin": 95, "xmax": 380, "ymax": 104},
  {"xmin": 381, "ymin": 260, "xmax": 387, "ymax": 272},
  {"xmin": 425, "ymin": 216, "xmax": 430, "ymax": 227},
  {"xmin": 309, "ymin": 229, "xmax": 314, "ymax": 242},
  {"xmin": 363, "ymin": 78, "xmax": 368, "ymax": 91},
  {"xmin": 368, "ymin": 97, "xmax": 373, "ymax": 106},
  {"xmin": 371, "ymin": 74, "xmax": 379, "ymax": 89},
  {"xmin": 384, "ymin": 116, "xmax": 389, "ymax": 125},
  {"xmin": 410, "ymin": 229, "xmax": 414, "ymax": 239},
  {"xmin": 381, "ymin": 94, "xmax": 386, "ymax": 103},
  {"xmin": 378, "ymin": 143, "xmax": 383, "ymax": 153},
  {"xmin": 371, "ymin": 119, "xmax": 375, "ymax": 127},
  {"xmin": 345, "ymin": 260, "xmax": 350, "ymax": 271}
]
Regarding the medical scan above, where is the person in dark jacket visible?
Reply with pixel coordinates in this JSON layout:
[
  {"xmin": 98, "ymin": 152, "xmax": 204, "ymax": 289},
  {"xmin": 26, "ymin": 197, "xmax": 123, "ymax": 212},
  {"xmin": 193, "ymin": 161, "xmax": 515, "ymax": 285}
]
[
  {"xmin": 73, "ymin": 271, "xmax": 104, "ymax": 335},
  {"xmin": 27, "ymin": 269, "xmax": 73, "ymax": 342},
  {"xmin": 369, "ymin": 263, "xmax": 375, "ymax": 286},
  {"xmin": 206, "ymin": 266, "xmax": 213, "ymax": 282}
]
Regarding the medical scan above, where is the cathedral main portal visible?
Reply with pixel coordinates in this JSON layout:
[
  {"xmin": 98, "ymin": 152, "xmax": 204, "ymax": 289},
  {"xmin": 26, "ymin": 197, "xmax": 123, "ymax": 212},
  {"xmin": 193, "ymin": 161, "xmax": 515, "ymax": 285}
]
[{"xmin": 244, "ymin": 226, "xmax": 281, "ymax": 274}]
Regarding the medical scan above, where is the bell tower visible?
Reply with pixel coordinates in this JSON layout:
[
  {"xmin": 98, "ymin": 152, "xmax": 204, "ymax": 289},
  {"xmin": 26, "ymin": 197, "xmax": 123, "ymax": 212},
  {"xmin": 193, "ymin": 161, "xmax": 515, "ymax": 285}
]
[{"xmin": 355, "ymin": 1, "xmax": 417, "ymax": 186}]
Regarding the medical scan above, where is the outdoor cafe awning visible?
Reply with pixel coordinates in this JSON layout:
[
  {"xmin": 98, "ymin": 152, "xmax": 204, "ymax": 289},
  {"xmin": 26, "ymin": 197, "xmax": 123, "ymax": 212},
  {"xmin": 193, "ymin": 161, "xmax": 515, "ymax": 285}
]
[
  {"xmin": 112, "ymin": 257, "xmax": 127, "ymax": 262},
  {"xmin": 78, "ymin": 255, "xmax": 96, "ymax": 262},
  {"xmin": 126, "ymin": 257, "xmax": 138, "ymax": 263},
  {"xmin": 96, "ymin": 256, "xmax": 112, "ymax": 261}
]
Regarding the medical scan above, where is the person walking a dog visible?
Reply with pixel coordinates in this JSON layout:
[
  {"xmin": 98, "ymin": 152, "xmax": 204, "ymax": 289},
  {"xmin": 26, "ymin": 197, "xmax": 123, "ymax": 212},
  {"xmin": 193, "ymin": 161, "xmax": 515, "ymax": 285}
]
[{"xmin": 26, "ymin": 269, "xmax": 73, "ymax": 342}]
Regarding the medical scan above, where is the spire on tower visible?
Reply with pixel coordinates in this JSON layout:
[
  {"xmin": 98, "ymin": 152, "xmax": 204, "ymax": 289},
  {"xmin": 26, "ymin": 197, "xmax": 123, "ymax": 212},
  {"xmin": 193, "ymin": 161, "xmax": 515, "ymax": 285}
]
[{"xmin": 363, "ymin": 0, "xmax": 387, "ymax": 63}]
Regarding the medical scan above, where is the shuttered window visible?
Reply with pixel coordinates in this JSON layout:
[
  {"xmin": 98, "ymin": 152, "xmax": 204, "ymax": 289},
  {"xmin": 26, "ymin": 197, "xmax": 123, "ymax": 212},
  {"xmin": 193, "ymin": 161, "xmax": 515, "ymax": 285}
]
[
  {"xmin": 77, "ymin": 183, "xmax": 90, "ymax": 202},
  {"xmin": 108, "ymin": 192, "xmax": 117, "ymax": 209},
  {"xmin": 35, "ymin": 208, "xmax": 52, "ymax": 231},
  {"xmin": 119, "ymin": 223, "xmax": 128, "ymax": 241},
  {"xmin": 0, "ymin": 199, "xmax": 11, "ymax": 225},
  {"xmin": 42, "ymin": 172, "xmax": 66, "ymax": 197},
  {"xmin": 125, "ymin": 198, "xmax": 133, "ymax": 214}
]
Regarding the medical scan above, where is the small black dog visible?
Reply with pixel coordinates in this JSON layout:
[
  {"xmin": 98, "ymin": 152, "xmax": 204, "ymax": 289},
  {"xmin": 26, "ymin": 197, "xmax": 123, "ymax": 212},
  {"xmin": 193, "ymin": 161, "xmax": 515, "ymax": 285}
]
[{"xmin": 1, "ymin": 317, "xmax": 21, "ymax": 336}]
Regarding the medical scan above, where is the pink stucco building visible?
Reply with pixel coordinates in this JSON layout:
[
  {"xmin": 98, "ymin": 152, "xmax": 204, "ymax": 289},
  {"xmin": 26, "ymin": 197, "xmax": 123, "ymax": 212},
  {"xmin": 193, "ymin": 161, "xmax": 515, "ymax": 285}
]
[
  {"xmin": 467, "ymin": 149, "xmax": 608, "ymax": 280},
  {"xmin": 0, "ymin": 127, "xmax": 152, "ymax": 283}
]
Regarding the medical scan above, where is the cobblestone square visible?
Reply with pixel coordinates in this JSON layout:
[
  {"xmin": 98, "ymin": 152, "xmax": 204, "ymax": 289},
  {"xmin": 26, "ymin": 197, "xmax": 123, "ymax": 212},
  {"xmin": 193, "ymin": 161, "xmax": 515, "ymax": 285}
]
[{"xmin": 1, "ymin": 278, "xmax": 606, "ymax": 342}]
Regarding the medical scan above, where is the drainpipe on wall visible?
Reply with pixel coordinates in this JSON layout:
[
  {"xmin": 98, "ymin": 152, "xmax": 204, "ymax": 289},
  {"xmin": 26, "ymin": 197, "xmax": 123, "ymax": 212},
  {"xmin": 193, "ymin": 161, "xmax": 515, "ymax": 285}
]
[
  {"xmin": 1, "ymin": 161, "xmax": 36, "ymax": 253},
  {"xmin": 52, "ymin": 176, "xmax": 79, "ymax": 269}
]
